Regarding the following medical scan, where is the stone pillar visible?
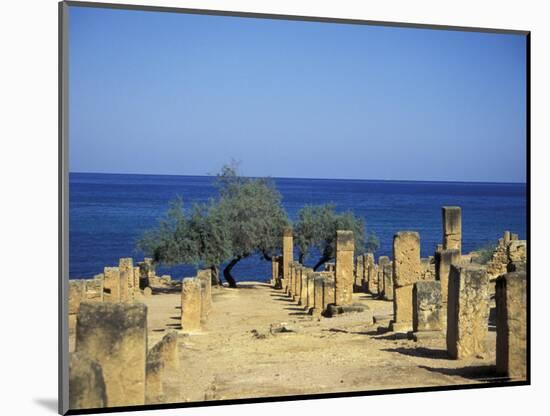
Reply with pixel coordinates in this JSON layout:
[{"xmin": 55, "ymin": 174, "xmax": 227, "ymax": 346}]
[
  {"xmin": 293, "ymin": 264, "xmax": 301, "ymax": 303},
  {"xmin": 198, "ymin": 269, "xmax": 212, "ymax": 320},
  {"xmin": 435, "ymin": 248, "xmax": 460, "ymax": 328},
  {"xmin": 392, "ymin": 231, "xmax": 421, "ymax": 332},
  {"xmin": 383, "ymin": 262, "xmax": 394, "ymax": 301},
  {"xmin": 365, "ymin": 253, "xmax": 377, "ymax": 294},
  {"xmin": 75, "ymin": 302, "xmax": 147, "ymax": 407},
  {"xmin": 69, "ymin": 280, "xmax": 86, "ymax": 332},
  {"xmin": 442, "ymin": 206, "xmax": 462, "ymax": 255},
  {"xmin": 145, "ymin": 331, "xmax": 180, "ymax": 404},
  {"xmin": 69, "ymin": 352, "xmax": 107, "ymax": 409},
  {"xmin": 511, "ymin": 233, "xmax": 519, "ymax": 241},
  {"xmin": 335, "ymin": 230, "xmax": 355, "ymax": 306},
  {"xmin": 181, "ymin": 278, "xmax": 202, "ymax": 332},
  {"xmin": 119, "ymin": 258, "xmax": 134, "ymax": 303},
  {"xmin": 300, "ymin": 267, "xmax": 308, "ymax": 306},
  {"xmin": 413, "ymin": 281, "xmax": 442, "ymax": 332},
  {"xmin": 85, "ymin": 276, "xmax": 104, "ymax": 302},
  {"xmin": 133, "ymin": 267, "xmax": 140, "ymax": 298},
  {"xmin": 306, "ymin": 270, "xmax": 315, "ymax": 311},
  {"xmin": 145, "ymin": 355, "xmax": 164, "ymax": 404},
  {"xmin": 312, "ymin": 274, "xmax": 325, "ymax": 316},
  {"xmin": 272, "ymin": 256, "xmax": 280, "ymax": 288},
  {"xmin": 103, "ymin": 267, "xmax": 121, "ymax": 303},
  {"xmin": 282, "ymin": 227, "xmax": 293, "ymax": 292},
  {"xmin": 446, "ymin": 264, "xmax": 489, "ymax": 359},
  {"xmin": 322, "ymin": 276, "xmax": 336, "ymax": 310},
  {"xmin": 378, "ymin": 256, "xmax": 390, "ymax": 296},
  {"xmin": 354, "ymin": 255, "xmax": 365, "ymax": 292},
  {"xmin": 496, "ymin": 271, "xmax": 527, "ymax": 379},
  {"xmin": 503, "ymin": 231, "xmax": 511, "ymax": 244}
]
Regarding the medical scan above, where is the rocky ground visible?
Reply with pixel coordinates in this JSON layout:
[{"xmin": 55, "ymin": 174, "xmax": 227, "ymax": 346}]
[{"xmin": 140, "ymin": 281, "xmax": 504, "ymax": 404}]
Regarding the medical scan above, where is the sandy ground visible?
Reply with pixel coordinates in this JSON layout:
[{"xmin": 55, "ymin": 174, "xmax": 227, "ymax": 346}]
[{"xmin": 139, "ymin": 281, "xmax": 505, "ymax": 404}]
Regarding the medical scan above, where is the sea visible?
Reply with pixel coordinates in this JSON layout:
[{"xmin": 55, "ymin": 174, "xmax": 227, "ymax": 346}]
[{"xmin": 69, "ymin": 172, "xmax": 527, "ymax": 282}]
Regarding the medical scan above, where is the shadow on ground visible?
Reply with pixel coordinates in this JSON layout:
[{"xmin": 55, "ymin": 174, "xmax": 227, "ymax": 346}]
[
  {"xmin": 419, "ymin": 364, "xmax": 505, "ymax": 382},
  {"xmin": 33, "ymin": 398, "xmax": 57, "ymax": 413},
  {"xmin": 382, "ymin": 347, "xmax": 450, "ymax": 360}
]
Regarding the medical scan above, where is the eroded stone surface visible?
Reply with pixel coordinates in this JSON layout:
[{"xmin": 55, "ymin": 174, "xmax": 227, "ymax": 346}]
[
  {"xmin": 393, "ymin": 232, "xmax": 421, "ymax": 288},
  {"xmin": 69, "ymin": 352, "xmax": 107, "ymax": 410},
  {"xmin": 413, "ymin": 281, "xmax": 442, "ymax": 332},
  {"xmin": 442, "ymin": 206, "xmax": 462, "ymax": 254},
  {"xmin": 75, "ymin": 302, "xmax": 147, "ymax": 407},
  {"xmin": 496, "ymin": 271, "xmax": 527, "ymax": 379},
  {"xmin": 446, "ymin": 265, "xmax": 489, "ymax": 359},
  {"xmin": 335, "ymin": 230, "xmax": 354, "ymax": 306},
  {"xmin": 181, "ymin": 278, "xmax": 202, "ymax": 332}
]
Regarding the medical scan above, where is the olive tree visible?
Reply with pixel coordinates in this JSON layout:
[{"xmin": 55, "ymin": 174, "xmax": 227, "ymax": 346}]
[{"xmin": 294, "ymin": 203, "xmax": 374, "ymax": 271}]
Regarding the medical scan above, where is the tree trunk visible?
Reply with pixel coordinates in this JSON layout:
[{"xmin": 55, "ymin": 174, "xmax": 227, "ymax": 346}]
[
  {"xmin": 313, "ymin": 256, "xmax": 330, "ymax": 271},
  {"xmin": 210, "ymin": 265, "xmax": 221, "ymax": 286},
  {"xmin": 223, "ymin": 257, "xmax": 241, "ymax": 288}
]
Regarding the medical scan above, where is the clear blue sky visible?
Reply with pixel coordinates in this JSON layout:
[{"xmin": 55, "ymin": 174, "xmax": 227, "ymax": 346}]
[{"xmin": 69, "ymin": 6, "xmax": 527, "ymax": 183}]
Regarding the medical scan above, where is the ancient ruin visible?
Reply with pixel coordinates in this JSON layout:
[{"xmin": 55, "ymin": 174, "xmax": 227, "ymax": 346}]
[
  {"xmin": 335, "ymin": 230, "xmax": 355, "ymax": 306},
  {"xmin": 442, "ymin": 206, "xmax": 462, "ymax": 254},
  {"xmin": 391, "ymin": 231, "xmax": 422, "ymax": 332},
  {"xmin": 446, "ymin": 264, "xmax": 489, "ymax": 359},
  {"xmin": 496, "ymin": 271, "xmax": 527, "ymax": 379},
  {"xmin": 75, "ymin": 302, "xmax": 147, "ymax": 407},
  {"xmin": 67, "ymin": 205, "xmax": 528, "ymax": 409}
]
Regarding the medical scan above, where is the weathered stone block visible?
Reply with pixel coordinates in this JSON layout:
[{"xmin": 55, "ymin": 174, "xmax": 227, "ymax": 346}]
[
  {"xmin": 393, "ymin": 232, "xmax": 421, "ymax": 287},
  {"xmin": 282, "ymin": 227, "xmax": 293, "ymax": 288},
  {"xmin": 69, "ymin": 352, "xmax": 107, "ymax": 409},
  {"xmin": 507, "ymin": 240, "xmax": 527, "ymax": 263},
  {"xmin": 85, "ymin": 277, "xmax": 104, "ymax": 302},
  {"xmin": 181, "ymin": 278, "xmax": 202, "ymax": 332},
  {"xmin": 198, "ymin": 269, "xmax": 212, "ymax": 318},
  {"xmin": 145, "ymin": 356, "xmax": 164, "ymax": 404},
  {"xmin": 365, "ymin": 253, "xmax": 377, "ymax": 294},
  {"xmin": 300, "ymin": 267, "xmax": 308, "ymax": 306},
  {"xmin": 119, "ymin": 258, "xmax": 134, "ymax": 302},
  {"xmin": 378, "ymin": 256, "xmax": 390, "ymax": 295},
  {"xmin": 393, "ymin": 285, "xmax": 413, "ymax": 329},
  {"xmin": 446, "ymin": 265, "xmax": 489, "ymax": 359},
  {"xmin": 69, "ymin": 280, "xmax": 86, "ymax": 315},
  {"xmin": 435, "ymin": 249, "xmax": 460, "ymax": 301},
  {"xmin": 103, "ymin": 267, "xmax": 121, "ymax": 303},
  {"xmin": 306, "ymin": 271, "xmax": 315, "ymax": 311},
  {"xmin": 335, "ymin": 230, "xmax": 354, "ymax": 306},
  {"xmin": 413, "ymin": 281, "xmax": 442, "ymax": 332},
  {"xmin": 355, "ymin": 255, "xmax": 365, "ymax": 291},
  {"xmin": 322, "ymin": 277, "xmax": 335, "ymax": 310},
  {"xmin": 75, "ymin": 302, "xmax": 147, "ymax": 407},
  {"xmin": 383, "ymin": 263, "xmax": 394, "ymax": 300},
  {"xmin": 507, "ymin": 261, "xmax": 526, "ymax": 273},
  {"xmin": 442, "ymin": 206, "xmax": 462, "ymax": 254},
  {"xmin": 496, "ymin": 271, "xmax": 527, "ymax": 379},
  {"xmin": 312, "ymin": 275, "xmax": 325, "ymax": 316}
]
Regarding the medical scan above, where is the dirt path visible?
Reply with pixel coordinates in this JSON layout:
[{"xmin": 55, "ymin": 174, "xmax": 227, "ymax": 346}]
[{"xmin": 143, "ymin": 282, "xmax": 502, "ymax": 404}]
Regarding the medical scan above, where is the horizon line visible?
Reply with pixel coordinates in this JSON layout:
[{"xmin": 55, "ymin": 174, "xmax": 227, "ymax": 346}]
[{"xmin": 69, "ymin": 170, "xmax": 527, "ymax": 186}]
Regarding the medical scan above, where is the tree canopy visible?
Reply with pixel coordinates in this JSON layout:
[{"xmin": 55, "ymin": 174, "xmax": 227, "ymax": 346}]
[
  {"xmin": 294, "ymin": 203, "xmax": 378, "ymax": 270},
  {"xmin": 137, "ymin": 164, "xmax": 289, "ymax": 287}
]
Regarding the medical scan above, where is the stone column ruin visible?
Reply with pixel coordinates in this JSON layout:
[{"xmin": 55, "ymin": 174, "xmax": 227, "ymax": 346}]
[
  {"xmin": 496, "ymin": 271, "xmax": 527, "ymax": 379},
  {"xmin": 181, "ymin": 278, "xmax": 202, "ymax": 332},
  {"xmin": 334, "ymin": 230, "xmax": 355, "ymax": 306},
  {"xmin": 75, "ymin": 302, "xmax": 147, "ymax": 407},
  {"xmin": 446, "ymin": 264, "xmax": 489, "ymax": 359},
  {"xmin": 442, "ymin": 206, "xmax": 462, "ymax": 255},
  {"xmin": 282, "ymin": 227, "xmax": 294, "ymax": 293},
  {"xmin": 391, "ymin": 231, "xmax": 421, "ymax": 332}
]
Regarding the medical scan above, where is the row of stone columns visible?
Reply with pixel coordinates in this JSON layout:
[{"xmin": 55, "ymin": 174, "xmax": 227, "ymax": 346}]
[{"xmin": 69, "ymin": 267, "xmax": 214, "ymax": 409}]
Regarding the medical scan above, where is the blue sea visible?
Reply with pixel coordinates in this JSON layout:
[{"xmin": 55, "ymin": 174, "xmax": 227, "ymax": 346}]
[{"xmin": 69, "ymin": 173, "xmax": 527, "ymax": 281}]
